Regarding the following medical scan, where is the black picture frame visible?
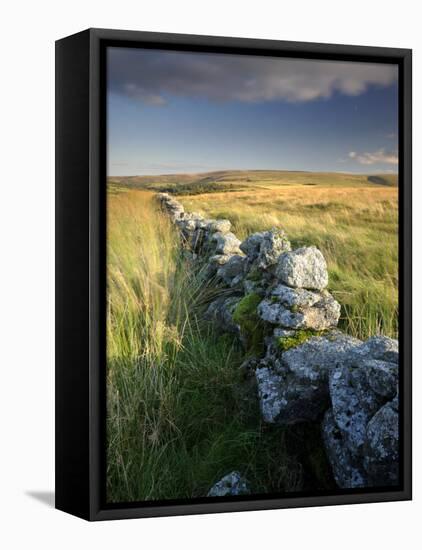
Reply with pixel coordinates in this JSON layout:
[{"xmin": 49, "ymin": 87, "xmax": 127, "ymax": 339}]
[{"xmin": 55, "ymin": 27, "xmax": 412, "ymax": 521}]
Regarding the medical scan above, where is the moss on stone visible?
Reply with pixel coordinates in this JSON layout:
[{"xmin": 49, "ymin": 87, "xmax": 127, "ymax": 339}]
[
  {"xmin": 276, "ymin": 329, "xmax": 324, "ymax": 352},
  {"xmin": 245, "ymin": 266, "xmax": 261, "ymax": 282},
  {"xmin": 233, "ymin": 293, "xmax": 262, "ymax": 327},
  {"xmin": 233, "ymin": 293, "xmax": 264, "ymax": 354}
]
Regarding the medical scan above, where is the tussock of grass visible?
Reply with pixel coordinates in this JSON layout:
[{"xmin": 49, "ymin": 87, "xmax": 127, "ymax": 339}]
[{"xmin": 107, "ymin": 190, "xmax": 304, "ymax": 503}]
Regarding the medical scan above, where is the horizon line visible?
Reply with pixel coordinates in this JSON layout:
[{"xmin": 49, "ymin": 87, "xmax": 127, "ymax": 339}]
[{"xmin": 108, "ymin": 168, "xmax": 399, "ymax": 178}]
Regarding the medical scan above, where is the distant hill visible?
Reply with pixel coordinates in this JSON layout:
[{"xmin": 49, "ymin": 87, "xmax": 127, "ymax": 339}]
[
  {"xmin": 367, "ymin": 174, "xmax": 398, "ymax": 187},
  {"xmin": 108, "ymin": 170, "xmax": 398, "ymax": 195}
]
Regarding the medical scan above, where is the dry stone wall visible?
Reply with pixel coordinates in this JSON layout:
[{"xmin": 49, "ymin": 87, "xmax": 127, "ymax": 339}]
[{"xmin": 157, "ymin": 192, "xmax": 399, "ymax": 492}]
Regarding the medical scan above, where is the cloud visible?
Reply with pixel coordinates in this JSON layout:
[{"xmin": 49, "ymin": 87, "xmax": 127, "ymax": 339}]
[
  {"xmin": 108, "ymin": 48, "xmax": 398, "ymax": 105},
  {"xmin": 348, "ymin": 149, "xmax": 398, "ymax": 165}
]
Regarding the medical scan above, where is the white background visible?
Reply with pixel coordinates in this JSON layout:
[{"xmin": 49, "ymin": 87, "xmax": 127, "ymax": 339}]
[{"xmin": 0, "ymin": 1, "xmax": 419, "ymax": 548}]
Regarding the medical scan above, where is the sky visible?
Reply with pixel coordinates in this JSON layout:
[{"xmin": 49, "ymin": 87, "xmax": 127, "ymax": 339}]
[{"xmin": 107, "ymin": 47, "xmax": 399, "ymax": 176}]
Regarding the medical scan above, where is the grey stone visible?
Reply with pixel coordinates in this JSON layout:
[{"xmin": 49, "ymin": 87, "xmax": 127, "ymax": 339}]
[
  {"xmin": 243, "ymin": 278, "xmax": 266, "ymax": 296},
  {"xmin": 179, "ymin": 218, "xmax": 197, "ymax": 232},
  {"xmin": 329, "ymin": 365, "xmax": 381, "ymax": 457},
  {"xmin": 207, "ymin": 219, "xmax": 232, "ymax": 234},
  {"xmin": 230, "ymin": 274, "xmax": 244, "ymax": 288},
  {"xmin": 157, "ymin": 192, "xmax": 171, "ymax": 201},
  {"xmin": 270, "ymin": 284, "xmax": 322, "ymax": 308},
  {"xmin": 255, "ymin": 367, "xmax": 285, "ymax": 423},
  {"xmin": 185, "ymin": 211, "xmax": 204, "ymax": 221},
  {"xmin": 351, "ymin": 336, "xmax": 398, "ymax": 364},
  {"xmin": 211, "ymin": 231, "xmax": 242, "ymax": 255},
  {"xmin": 209, "ymin": 254, "xmax": 233, "ymax": 266},
  {"xmin": 363, "ymin": 397, "xmax": 399, "ymax": 486},
  {"xmin": 255, "ymin": 366, "xmax": 329, "ymax": 424},
  {"xmin": 204, "ymin": 254, "xmax": 233, "ymax": 278},
  {"xmin": 240, "ymin": 229, "xmax": 291, "ymax": 271},
  {"xmin": 276, "ymin": 246, "xmax": 329, "ymax": 290},
  {"xmin": 365, "ymin": 359, "xmax": 398, "ymax": 399},
  {"xmin": 240, "ymin": 231, "xmax": 267, "ymax": 259},
  {"xmin": 217, "ymin": 255, "xmax": 246, "ymax": 285},
  {"xmin": 281, "ymin": 333, "xmax": 362, "ymax": 382},
  {"xmin": 168, "ymin": 209, "xmax": 185, "ymax": 222},
  {"xmin": 257, "ymin": 291, "xmax": 340, "ymax": 331},
  {"xmin": 273, "ymin": 328, "xmax": 296, "ymax": 338},
  {"xmin": 254, "ymin": 333, "xmax": 361, "ymax": 425},
  {"xmin": 328, "ymin": 358, "xmax": 398, "ymax": 457},
  {"xmin": 161, "ymin": 197, "xmax": 185, "ymax": 222},
  {"xmin": 207, "ymin": 471, "xmax": 250, "ymax": 497},
  {"xmin": 322, "ymin": 409, "xmax": 367, "ymax": 488},
  {"xmin": 256, "ymin": 229, "xmax": 291, "ymax": 269},
  {"xmin": 323, "ymin": 350, "xmax": 399, "ymax": 490}
]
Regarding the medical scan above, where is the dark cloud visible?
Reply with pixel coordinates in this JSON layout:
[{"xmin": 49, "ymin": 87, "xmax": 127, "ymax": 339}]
[{"xmin": 108, "ymin": 47, "xmax": 398, "ymax": 105}]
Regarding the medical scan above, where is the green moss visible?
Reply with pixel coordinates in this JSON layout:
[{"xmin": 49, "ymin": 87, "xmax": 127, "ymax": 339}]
[
  {"xmin": 233, "ymin": 293, "xmax": 262, "ymax": 323},
  {"xmin": 276, "ymin": 329, "xmax": 324, "ymax": 352},
  {"xmin": 232, "ymin": 293, "xmax": 264, "ymax": 354},
  {"xmin": 245, "ymin": 266, "xmax": 261, "ymax": 282}
]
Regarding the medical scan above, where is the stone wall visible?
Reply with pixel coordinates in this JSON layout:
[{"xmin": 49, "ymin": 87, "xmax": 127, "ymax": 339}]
[{"xmin": 157, "ymin": 192, "xmax": 399, "ymax": 491}]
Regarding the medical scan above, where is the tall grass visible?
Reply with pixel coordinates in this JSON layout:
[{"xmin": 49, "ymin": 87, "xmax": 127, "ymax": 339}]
[
  {"xmin": 180, "ymin": 185, "xmax": 398, "ymax": 340},
  {"xmin": 106, "ymin": 190, "xmax": 316, "ymax": 503}
]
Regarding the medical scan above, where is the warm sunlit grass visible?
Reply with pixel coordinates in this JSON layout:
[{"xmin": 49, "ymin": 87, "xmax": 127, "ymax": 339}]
[
  {"xmin": 106, "ymin": 180, "xmax": 398, "ymax": 503},
  {"xmin": 179, "ymin": 184, "xmax": 398, "ymax": 339},
  {"xmin": 106, "ymin": 189, "xmax": 306, "ymax": 503}
]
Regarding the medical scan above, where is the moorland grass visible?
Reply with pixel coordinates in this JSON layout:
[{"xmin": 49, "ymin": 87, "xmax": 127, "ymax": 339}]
[
  {"xmin": 106, "ymin": 174, "xmax": 398, "ymax": 502},
  {"xmin": 106, "ymin": 190, "xmax": 310, "ymax": 503},
  {"xmin": 179, "ymin": 184, "xmax": 398, "ymax": 340}
]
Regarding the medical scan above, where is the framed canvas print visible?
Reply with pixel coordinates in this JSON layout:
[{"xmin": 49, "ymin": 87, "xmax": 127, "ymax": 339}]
[{"xmin": 55, "ymin": 28, "xmax": 412, "ymax": 521}]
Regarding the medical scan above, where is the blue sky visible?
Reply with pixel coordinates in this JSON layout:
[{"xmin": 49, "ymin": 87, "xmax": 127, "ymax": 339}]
[{"xmin": 107, "ymin": 48, "xmax": 398, "ymax": 176}]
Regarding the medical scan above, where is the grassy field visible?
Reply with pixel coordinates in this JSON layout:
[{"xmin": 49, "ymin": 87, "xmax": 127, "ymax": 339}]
[
  {"xmin": 106, "ymin": 189, "xmax": 323, "ymax": 504},
  {"xmin": 177, "ymin": 177, "xmax": 398, "ymax": 340},
  {"xmin": 106, "ymin": 171, "xmax": 398, "ymax": 502},
  {"xmin": 110, "ymin": 169, "xmax": 398, "ymax": 191}
]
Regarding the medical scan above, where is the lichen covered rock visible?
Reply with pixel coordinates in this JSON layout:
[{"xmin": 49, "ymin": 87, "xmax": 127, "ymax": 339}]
[
  {"xmin": 217, "ymin": 255, "xmax": 246, "ymax": 286},
  {"xmin": 364, "ymin": 396, "xmax": 399, "ymax": 486},
  {"xmin": 276, "ymin": 246, "xmax": 329, "ymax": 290},
  {"xmin": 281, "ymin": 332, "xmax": 361, "ymax": 382},
  {"xmin": 254, "ymin": 333, "xmax": 362, "ymax": 425},
  {"xmin": 207, "ymin": 219, "xmax": 232, "ymax": 234},
  {"xmin": 322, "ymin": 409, "xmax": 367, "ymax": 488},
  {"xmin": 256, "ymin": 365, "xmax": 329, "ymax": 424},
  {"xmin": 323, "ymin": 342, "xmax": 399, "ymax": 488},
  {"xmin": 207, "ymin": 471, "xmax": 250, "ymax": 497},
  {"xmin": 257, "ymin": 290, "xmax": 340, "ymax": 331},
  {"xmin": 240, "ymin": 228, "xmax": 291, "ymax": 275},
  {"xmin": 329, "ymin": 363, "xmax": 383, "ymax": 456},
  {"xmin": 350, "ymin": 335, "xmax": 399, "ymax": 364},
  {"xmin": 211, "ymin": 231, "xmax": 242, "ymax": 255}
]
